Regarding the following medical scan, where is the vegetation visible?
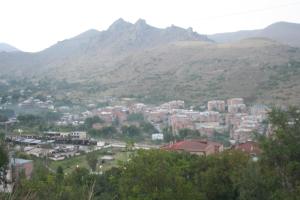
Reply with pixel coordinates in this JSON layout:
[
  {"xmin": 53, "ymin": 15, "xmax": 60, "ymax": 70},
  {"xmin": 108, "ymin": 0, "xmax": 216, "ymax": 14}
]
[
  {"xmin": 88, "ymin": 126, "xmax": 117, "ymax": 138},
  {"xmin": 0, "ymin": 136, "xmax": 8, "ymax": 187},
  {"xmin": 84, "ymin": 116, "xmax": 104, "ymax": 130},
  {"xmin": 86, "ymin": 152, "xmax": 98, "ymax": 171},
  {"xmin": 1, "ymin": 107, "xmax": 300, "ymax": 199},
  {"xmin": 127, "ymin": 113, "xmax": 144, "ymax": 122}
]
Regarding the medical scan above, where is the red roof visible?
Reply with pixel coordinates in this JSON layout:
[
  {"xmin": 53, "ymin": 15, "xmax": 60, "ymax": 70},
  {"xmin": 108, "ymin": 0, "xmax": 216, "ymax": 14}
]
[
  {"xmin": 161, "ymin": 139, "xmax": 222, "ymax": 154},
  {"xmin": 234, "ymin": 141, "xmax": 261, "ymax": 155}
]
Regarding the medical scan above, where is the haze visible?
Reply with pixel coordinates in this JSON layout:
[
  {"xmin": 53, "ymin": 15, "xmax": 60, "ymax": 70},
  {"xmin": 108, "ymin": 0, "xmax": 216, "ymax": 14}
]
[{"xmin": 0, "ymin": 0, "xmax": 300, "ymax": 52}]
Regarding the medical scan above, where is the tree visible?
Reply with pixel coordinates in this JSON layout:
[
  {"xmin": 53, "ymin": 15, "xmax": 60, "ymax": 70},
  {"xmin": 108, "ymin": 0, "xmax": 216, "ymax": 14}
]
[
  {"xmin": 0, "ymin": 114, "xmax": 8, "ymax": 122},
  {"xmin": 56, "ymin": 166, "xmax": 64, "ymax": 184},
  {"xmin": 127, "ymin": 113, "xmax": 144, "ymax": 122},
  {"xmin": 259, "ymin": 107, "xmax": 300, "ymax": 199},
  {"xmin": 238, "ymin": 162, "xmax": 271, "ymax": 200},
  {"xmin": 86, "ymin": 153, "xmax": 98, "ymax": 171},
  {"xmin": 163, "ymin": 126, "xmax": 175, "ymax": 142},
  {"xmin": 121, "ymin": 125, "xmax": 141, "ymax": 137},
  {"xmin": 118, "ymin": 150, "xmax": 204, "ymax": 200},
  {"xmin": 0, "ymin": 143, "xmax": 8, "ymax": 187},
  {"xmin": 140, "ymin": 122, "xmax": 157, "ymax": 134},
  {"xmin": 85, "ymin": 116, "xmax": 104, "ymax": 130}
]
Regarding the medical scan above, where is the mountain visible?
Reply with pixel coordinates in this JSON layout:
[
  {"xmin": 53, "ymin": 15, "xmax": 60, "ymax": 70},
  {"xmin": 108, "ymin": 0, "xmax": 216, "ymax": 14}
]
[
  {"xmin": 0, "ymin": 19, "xmax": 300, "ymax": 106},
  {"xmin": 0, "ymin": 18, "xmax": 212, "ymax": 77},
  {"xmin": 209, "ymin": 22, "xmax": 300, "ymax": 47},
  {"xmin": 0, "ymin": 43, "xmax": 20, "ymax": 52},
  {"xmin": 41, "ymin": 18, "xmax": 211, "ymax": 58}
]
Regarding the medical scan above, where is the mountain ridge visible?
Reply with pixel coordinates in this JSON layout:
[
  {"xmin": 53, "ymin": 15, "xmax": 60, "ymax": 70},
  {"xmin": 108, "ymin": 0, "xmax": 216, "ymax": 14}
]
[
  {"xmin": 208, "ymin": 21, "xmax": 300, "ymax": 47},
  {"xmin": 0, "ymin": 43, "xmax": 20, "ymax": 52},
  {"xmin": 0, "ymin": 19, "xmax": 300, "ymax": 106}
]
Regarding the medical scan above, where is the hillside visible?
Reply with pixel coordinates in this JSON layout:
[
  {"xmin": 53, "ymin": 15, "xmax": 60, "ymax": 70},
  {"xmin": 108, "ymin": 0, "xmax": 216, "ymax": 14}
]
[
  {"xmin": 0, "ymin": 42, "xmax": 19, "ymax": 52},
  {"xmin": 0, "ymin": 20, "xmax": 300, "ymax": 106},
  {"xmin": 209, "ymin": 22, "xmax": 300, "ymax": 47}
]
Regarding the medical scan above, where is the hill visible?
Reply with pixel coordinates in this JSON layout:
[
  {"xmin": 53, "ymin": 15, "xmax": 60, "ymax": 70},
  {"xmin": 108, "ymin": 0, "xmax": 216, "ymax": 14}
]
[
  {"xmin": 0, "ymin": 20, "xmax": 300, "ymax": 106},
  {"xmin": 0, "ymin": 42, "xmax": 19, "ymax": 52},
  {"xmin": 209, "ymin": 22, "xmax": 300, "ymax": 47}
]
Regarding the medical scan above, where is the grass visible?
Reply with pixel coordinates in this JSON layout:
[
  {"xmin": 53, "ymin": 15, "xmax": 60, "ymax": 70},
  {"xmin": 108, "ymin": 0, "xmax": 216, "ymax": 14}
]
[
  {"xmin": 49, "ymin": 154, "xmax": 89, "ymax": 174},
  {"xmin": 49, "ymin": 149, "xmax": 130, "ymax": 174}
]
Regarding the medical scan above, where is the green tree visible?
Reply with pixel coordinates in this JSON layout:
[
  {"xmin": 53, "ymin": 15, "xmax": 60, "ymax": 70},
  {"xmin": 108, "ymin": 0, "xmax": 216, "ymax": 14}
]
[
  {"xmin": 56, "ymin": 166, "xmax": 64, "ymax": 184},
  {"xmin": 85, "ymin": 116, "xmax": 104, "ymax": 130},
  {"xmin": 127, "ymin": 113, "xmax": 144, "ymax": 122},
  {"xmin": 140, "ymin": 122, "xmax": 157, "ymax": 134},
  {"xmin": 259, "ymin": 107, "xmax": 300, "ymax": 199},
  {"xmin": 119, "ymin": 150, "xmax": 204, "ymax": 200},
  {"xmin": 86, "ymin": 153, "xmax": 98, "ymax": 171},
  {"xmin": 238, "ymin": 162, "xmax": 271, "ymax": 200},
  {"xmin": 0, "ymin": 142, "xmax": 8, "ymax": 187},
  {"xmin": 121, "ymin": 125, "xmax": 141, "ymax": 137},
  {"xmin": 0, "ymin": 114, "xmax": 8, "ymax": 122}
]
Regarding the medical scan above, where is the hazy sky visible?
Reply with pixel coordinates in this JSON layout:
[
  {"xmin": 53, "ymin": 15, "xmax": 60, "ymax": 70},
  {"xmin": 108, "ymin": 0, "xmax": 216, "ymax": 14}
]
[{"xmin": 1, "ymin": 0, "xmax": 300, "ymax": 52}]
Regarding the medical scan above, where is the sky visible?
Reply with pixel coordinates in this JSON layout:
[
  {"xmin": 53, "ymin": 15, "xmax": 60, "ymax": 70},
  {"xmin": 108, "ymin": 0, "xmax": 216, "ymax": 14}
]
[{"xmin": 0, "ymin": 0, "xmax": 300, "ymax": 52}]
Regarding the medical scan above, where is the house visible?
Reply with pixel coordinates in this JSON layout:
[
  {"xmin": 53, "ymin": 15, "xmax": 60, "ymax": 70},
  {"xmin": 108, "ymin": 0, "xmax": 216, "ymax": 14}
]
[
  {"xmin": 195, "ymin": 122, "xmax": 221, "ymax": 137},
  {"xmin": 228, "ymin": 104, "xmax": 247, "ymax": 113},
  {"xmin": 161, "ymin": 140, "xmax": 223, "ymax": 156},
  {"xmin": 152, "ymin": 133, "xmax": 164, "ymax": 140},
  {"xmin": 207, "ymin": 100, "xmax": 225, "ymax": 112},
  {"xmin": 227, "ymin": 98, "xmax": 244, "ymax": 106},
  {"xmin": 233, "ymin": 141, "xmax": 261, "ymax": 156},
  {"xmin": 232, "ymin": 128, "xmax": 253, "ymax": 143},
  {"xmin": 169, "ymin": 114, "xmax": 194, "ymax": 134},
  {"xmin": 199, "ymin": 111, "xmax": 220, "ymax": 123},
  {"xmin": 9, "ymin": 158, "xmax": 33, "ymax": 180},
  {"xmin": 160, "ymin": 100, "xmax": 185, "ymax": 109}
]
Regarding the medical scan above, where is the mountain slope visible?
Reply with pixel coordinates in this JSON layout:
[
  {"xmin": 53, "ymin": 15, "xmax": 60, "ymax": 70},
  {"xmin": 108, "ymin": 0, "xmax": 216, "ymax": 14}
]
[
  {"xmin": 209, "ymin": 22, "xmax": 300, "ymax": 47},
  {"xmin": 0, "ymin": 20, "xmax": 300, "ymax": 106},
  {"xmin": 0, "ymin": 43, "xmax": 20, "ymax": 52}
]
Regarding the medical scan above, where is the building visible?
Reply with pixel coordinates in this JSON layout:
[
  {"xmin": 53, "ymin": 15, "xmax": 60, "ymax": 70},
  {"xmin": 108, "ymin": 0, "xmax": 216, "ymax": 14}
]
[
  {"xmin": 199, "ymin": 111, "xmax": 220, "ymax": 123},
  {"xmin": 130, "ymin": 103, "xmax": 147, "ymax": 113},
  {"xmin": 145, "ymin": 110, "xmax": 169, "ymax": 123},
  {"xmin": 195, "ymin": 122, "xmax": 221, "ymax": 137},
  {"xmin": 161, "ymin": 140, "xmax": 223, "ymax": 156},
  {"xmin": 207, "ymin": 100, "xmax": 225, "ymax": 112},
  {"xmin": 227, "ymin": 98, "xmax": 244, "ymax": 106},
  {"xmin": 9, "ymin": 158, "xmax": 33, "ymax": 180},
  {"xmin": 152, "ymin": 133, "xmax": 164, "ymax": 141},
  {"xmin": 232, "ymin": 128, "xmax": 253, "ymax": 143},
  {"xmin": 160, "ymin": 100, "xmax": 185, "ymax": 109},
  {"xmin": 233, "ymin": 141, "xmax": 261, "ymax": 156},
  {"xmin": 169, "ymin": 114, "xmax": 194, "ymax": 134},
  {"xmin": 228, "ymin": 104, "xmax": 247, "ymax": 114},
  {"xmin": 44, "ymin": 131, "xmax": 87, "ymax": 139}
]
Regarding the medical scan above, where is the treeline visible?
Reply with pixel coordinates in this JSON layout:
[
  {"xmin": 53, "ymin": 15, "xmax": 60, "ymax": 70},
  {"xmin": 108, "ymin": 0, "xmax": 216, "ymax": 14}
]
[
  {"xmin": 1, "ymin": 107, "xmax": 300, "ymax": 200},
  {"xmin": 85, "ymin": 115, "xmax": 157, "ymax": 141}
]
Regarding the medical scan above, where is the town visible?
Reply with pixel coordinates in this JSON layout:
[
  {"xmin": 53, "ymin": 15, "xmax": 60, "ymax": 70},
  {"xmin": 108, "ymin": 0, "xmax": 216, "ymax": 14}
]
[{"xmin": 0, "ymin": 94, "xmax": 268, "ymax": 192}]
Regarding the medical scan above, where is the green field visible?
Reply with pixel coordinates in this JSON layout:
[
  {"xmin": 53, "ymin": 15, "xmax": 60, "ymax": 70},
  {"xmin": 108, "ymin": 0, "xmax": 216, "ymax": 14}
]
[{"xmin": 49, "ymin": 149, "xmax": 130, "ymax": 174}]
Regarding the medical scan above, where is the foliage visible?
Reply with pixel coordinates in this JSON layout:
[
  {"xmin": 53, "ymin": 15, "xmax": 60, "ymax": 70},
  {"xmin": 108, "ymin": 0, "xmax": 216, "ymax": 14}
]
[
  {"xmin": 88, "ymin": 126, "xmax": 117, "ymax": 138},
  {"xmin": 86, "ymin": 153, "xmax": 98, "ymax": 171},
  {"xmin": 118, "ymin": 150, "xmax": 204, "ymax": 200},
  {"xmin": 121, "ymin": 125, "xmax": 141, "ymax": 138},
  {"xmin": 0, "ymin": 109, "xmax": 15, "ymax": 118},
  {"xmin": 85, "ymin": 116, "xmax": 104, "ymax": 130},
  {"xmin": 17, "ymin": 114, "xmax": 44, "ymax": 127},
  {"xmin": 4, "ymin": 107, "xmax": 300, "ymax": 200},
  {"xmin": 127, "ymin": 113, "xmax": 144, "ymax": 122},
  {"xmin": 140, "ymin": 121, "xmax": 157, "ymax": 134},
  {"xmin": 0, "ymin": 114, "xmax": 8, "ymax": 122},
  {"xmin": 0, "ymin": 142, "xmax": 8, "ymax": 186},
  {"xmin": 259, "ymin": 107, "xmax": 300, "ymax": 199}
]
